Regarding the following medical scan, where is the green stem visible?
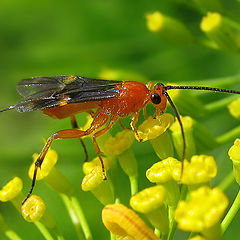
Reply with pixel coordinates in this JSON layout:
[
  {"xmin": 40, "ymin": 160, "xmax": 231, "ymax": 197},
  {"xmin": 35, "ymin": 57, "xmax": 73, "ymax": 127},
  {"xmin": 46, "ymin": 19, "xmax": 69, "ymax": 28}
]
[
  {"xmin": 221, "ymin": 188, "xmax": 240, "ymax": 233},
  {"xmin": 218, "ymin": 171, "xmax": 235, "ymax": 191},
  {"xmin": 205, "ymin": 95, "xmax": 239, "ymax": 113},
  {"xmin": 129, "ymin": 175, "xmax": 138, "ymax": 196},
  {"xmin": 4, "ymin": 230, "xmax": 22, "ymax": 240},
  {"xmin": 167, "ymin": 206, "xmax": 177, "ymax": 240},
  {"xmin": 34, "ymin": 222, "xmax": 54, "ymax": 240},
  {"xmin": 60, "ymin": 194, "xmax": 85, "ymax": 240},
  {"xmin": 216, "ymin": 125, "xmax": 240, "ymax": 145},
  {"xmin": 71, "ymin": 196, "xmax": 93, "ymax": 240}
]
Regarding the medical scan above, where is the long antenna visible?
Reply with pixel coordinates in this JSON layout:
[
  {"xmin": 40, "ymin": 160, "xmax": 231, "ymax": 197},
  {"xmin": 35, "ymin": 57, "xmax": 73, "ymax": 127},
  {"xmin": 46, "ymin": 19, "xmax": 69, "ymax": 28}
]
[
  {"xmin": 165, "ymin": 85, "xmax": 240, "ymax": 94},
  {"xmin": 0, "ymin": 106, "xmax": 15, "ymax": 113},
  {"xmin": 163, "ymin": 90, "xmax": 186, "ymax": 176}
]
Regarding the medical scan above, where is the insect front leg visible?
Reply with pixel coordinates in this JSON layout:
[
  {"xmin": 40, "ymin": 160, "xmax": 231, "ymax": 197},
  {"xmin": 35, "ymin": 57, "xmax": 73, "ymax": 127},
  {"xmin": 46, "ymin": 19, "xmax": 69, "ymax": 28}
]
[
  {"xmin": 92, "ymin": 115, "xmax": 118, "ymax": 180},
  {"xmin": 130, "ymin": 111, "xmax": 142, "ymax": 142},
  {"xmin": 70, "ymin": 115, "xmax": 89, "ymax": 162}
]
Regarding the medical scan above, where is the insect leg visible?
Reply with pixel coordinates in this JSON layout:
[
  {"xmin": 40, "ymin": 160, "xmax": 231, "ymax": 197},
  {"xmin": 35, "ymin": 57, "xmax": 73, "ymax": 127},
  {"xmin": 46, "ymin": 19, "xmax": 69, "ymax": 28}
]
[
  {"xmin": 23, "ymin": 111, "xmax": 109, "ymax": 203},
  {"xmin": 92, "ymin": 115, "xmax": 118, "ymax": 179},
  {"xmin": 118, "ymin": 119, "xmax": 126, "ymax": 129},
  {"xmin": 130, "ymin": 111, "xmax": 142, "ymax": 142},
  {"xmin": 70, "ymin": 115, "xmax": 89, "ymax": 162}
]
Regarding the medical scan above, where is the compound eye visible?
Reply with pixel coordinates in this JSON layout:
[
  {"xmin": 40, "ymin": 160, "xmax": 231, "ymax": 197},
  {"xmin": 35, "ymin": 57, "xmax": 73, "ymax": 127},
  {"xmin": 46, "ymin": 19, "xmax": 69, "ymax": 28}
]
[{"xmin": 151, "ymin": 93, "xmax": 161, "ymax": 104}]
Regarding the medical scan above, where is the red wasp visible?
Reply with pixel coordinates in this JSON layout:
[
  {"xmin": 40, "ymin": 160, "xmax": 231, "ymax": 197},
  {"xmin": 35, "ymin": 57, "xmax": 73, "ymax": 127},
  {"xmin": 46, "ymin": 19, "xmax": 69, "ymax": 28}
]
[{"xmin": 1, "ymin": 75, "xmax": 240, "ymax": 203}]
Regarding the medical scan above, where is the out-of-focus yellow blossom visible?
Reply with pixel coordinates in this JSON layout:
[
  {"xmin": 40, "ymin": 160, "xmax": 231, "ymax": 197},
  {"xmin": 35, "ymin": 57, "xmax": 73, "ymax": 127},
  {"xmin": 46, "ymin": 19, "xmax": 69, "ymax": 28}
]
[
  {"xmin": 21, "ymin": 195, "xmax": 46, "ymax": 222},
  {"xmin": 83, "ymin": 156, "xmax": 111, "ymax": 175},
  {"xmin": 0, "ymin": 177, "xmax": 23, "ymax": 202},
  {"xmin": 188, "ymin": 236, "xmax": 206, "ymax": 240},
  {"xmin": 130, "ymin": 186, "xmax": 169, "ymax": 234},
  {"xmin": 28, "ymin": 148, "xmax": 58, "ymax": 180},
  {"xmin": 104, "ymin": 129, "xmax": 135, "ymax": 156},
  {"xmin": 102, "ymin": 203, "xmax": 161, "ymax": 240},
  {"xmin": 180, "ymin": 155, "xmax": 217, "ymax": 186},
  {"xmin": 228, "ymin": 98, "xmax": 240, "ymax": 119},
  {"xmin": 136, "ymin": 114, "xmax": 174, "ymax": 142},
  {"xmin": 170, "ymin": 116, "xmax": 196, "ymax": 159},
  {"xmin": 146, "ymin": 11, "xmax": 193, "ymax": 44},
  {"xmin": 146, "ymin": 157, "xmax": 181, "ymax": 183},
  {"xmin": 228, "ymin": 139, "xmax": 240, "ymax": 185},
  {"xmin": 201, "ymin": 12, "xmax": 240, "ymax": 52},
  {"xmin": 82, "ymin": 167, "xmax": 114, "ymax": 205},
  {"xmin": 175, "ymin": 186, "xmax": 228, "ymax": 232}
]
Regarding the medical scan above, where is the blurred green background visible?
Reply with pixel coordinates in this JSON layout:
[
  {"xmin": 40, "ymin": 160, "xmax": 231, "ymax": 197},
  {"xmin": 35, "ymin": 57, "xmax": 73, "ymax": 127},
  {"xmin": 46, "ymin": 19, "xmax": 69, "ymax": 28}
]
[{"xmin": 1, "ymin": 0, "xmax": 240, "ymax": 239}]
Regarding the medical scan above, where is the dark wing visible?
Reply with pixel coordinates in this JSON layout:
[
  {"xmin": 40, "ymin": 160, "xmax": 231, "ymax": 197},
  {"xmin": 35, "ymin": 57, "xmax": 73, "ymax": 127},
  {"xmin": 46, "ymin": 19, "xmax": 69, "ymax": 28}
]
[{"xmin": 15, "ymin": 76, "xmax": 122, "ymax": 112}]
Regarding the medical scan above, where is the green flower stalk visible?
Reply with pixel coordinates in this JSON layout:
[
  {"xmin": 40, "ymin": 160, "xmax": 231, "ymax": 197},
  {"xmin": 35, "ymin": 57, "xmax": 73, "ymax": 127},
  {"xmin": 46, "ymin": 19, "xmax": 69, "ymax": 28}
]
[
  {"xmin": 136, "ymin": 114, "xmax": 174, "ymax": 160},
  {"xmin": 201, "ymin": 12, "xmax": 240, "ymax": 52},
  {"xmin": 102, "ymin": 203, "xmax": 161, "ymax": 240},
  {"xmin": 130, "ymin": 186, "xmax": 169, "ymax": 236},
  {"xmin": 175, "ymin": 186, "xmax": 228, "ymax": 240},
  {"xmin": 104, "ymin": 129, "xmax": 138, "ymax": 195},
  {"xmin": 228, "ymin": 97, "xmax": 240, "ymax": 119},
  {"xmin": 146, "ymin": 11, "xmax": 194, "ymax": 44},
  {"xmin": 0, "ymin": 212, "xmax": 22, "ymax": 240}
]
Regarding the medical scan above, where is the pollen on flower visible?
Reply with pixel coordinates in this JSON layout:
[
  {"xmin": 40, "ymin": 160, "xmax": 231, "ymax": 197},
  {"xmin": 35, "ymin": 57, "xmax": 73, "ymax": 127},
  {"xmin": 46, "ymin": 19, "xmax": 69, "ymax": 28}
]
[
  {"xmin": 180, "ymin": 155, "xmax": 217, "ymax": 185},
  {"xmin": 102, "ymin": 203, "xmax": 161, "ymax": 240},
  {"xmin": 201, "ymin": 12, "xmax": 222, "ymax": 32},
  {"xmin": 146, "ymin": 157, "xmax": 182, "ymax": 183},
  {"xmin": 21, "ymin": 195, "xmax": 46, "ymax": 222},
  {"xmin": 0, "ymin": 177, "xmax": 23, "ymax": 202},
  {"xmin": 175, "ymin": 186, "xmax": 228, "ymax": 232},
  {"xmin": 228, "ymin": 98, "xmax": 240, "ymax": 119},
  {"xmin": 130, "ymin": 185, "xmax": 166, "ymax": 213},
  {"xmin": 104, "ymin": 129, "xmax": 135, "ymax": 156},
  {"xmin": 28, "ymin": 148, "xmax": 58, "ymax": 181},
  {"xmin": 136, "ymin": 114, "xmax": 174, "ymax": 142}
]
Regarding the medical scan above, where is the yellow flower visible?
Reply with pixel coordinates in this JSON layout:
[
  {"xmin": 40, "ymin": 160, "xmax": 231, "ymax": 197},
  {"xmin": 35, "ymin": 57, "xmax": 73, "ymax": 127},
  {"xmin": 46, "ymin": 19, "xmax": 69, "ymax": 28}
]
[
  {"xmin": 188, "ymin": 236, "xmax": 206, "ymax": 240},
  {"xmin": 228, "ymin": 97, "xmax": 240, "ymax": 119},
  {"xmin": 146, "ymin": 157, "xmax": 181, "ymax": 183},
  {"xmin": 21, "ymin": 195, "xmax": 46, "ymax": 222},
  {"xmin": 0, "ymin": 177, "xmax": 23, "ymax": 202},
  {"xmin": 130, "ymin": 186, "xmax": 168, "ymax": 234},
  {"xmin": 136, "ymin": 114, "xmax": 174, "ymax": 142},
  {"xmin": 175, "ymin": 186, "xmax": 228, "ymax": 232},
  {"xmin": 228, "ymin": 138, "xmax": 240, "ymax": 185},
  {"xmin": 102, "ymin": 203, "xmax": 161, "ymax": 240},
  {"xmin": 83, "ymin": 156, "xmax": 111, "ymax": 175},
  {"xmin": 180, "ymin": 155, "xmax": 217, "ymax": 185},
  {"xmin": 28, "ymin": 148, "xmax": 58, "ymax": 180},
  {"xmin": 201, "ymin": 12, "xmax": 222, "ymax": 33},
  {"xmin": 104, "ymin": 129, "xmax": 135, "ymax": 156}
]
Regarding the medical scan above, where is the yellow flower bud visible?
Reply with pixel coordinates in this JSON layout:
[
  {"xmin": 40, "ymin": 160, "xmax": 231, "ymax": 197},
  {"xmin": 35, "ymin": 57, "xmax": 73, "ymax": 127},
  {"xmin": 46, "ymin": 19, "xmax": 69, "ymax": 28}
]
[
  {"xmin": 175, "ymin": 186, "xmax": 228, "ymax": 232},
  {"xmin": 188, "ymin": 236, "xmax": 206, "ymax": 240},
  {"xmin": 83, "ymin": 156, "xmax": 111, "ymax": 175},
  {"xmin": 228, "ymin": 139, "xmax": 240, "ymax": 185},
  {"xmin": 82, "ymin": 167, "xmax": 103, "ymax": 192},
  {"xmin": 21, "ymin": 195, "xmax": 46, "ymax": 222},
  {"xmin": 228, "ymin": 98, "xmax": 240, "ymax": 119},
  {"xmin": 146, "ymin": 157, "xmax": 181, "ymax": 183},
  {"xmin": 102, "ymin": 203, "xmax": 161, "ymax": 240},
  {"xmin": 0, "ymin": 177, "xmax": 23, "ymax": 202},
  {"xmin": 28, "ymin": 148, "xmax": 58, "ymax": 180},
  {"xmin": 201, "ymin": 12, "xmax": 222, "ymax": 33},
  {"xmin": 136, "ymin": 114, "xmax": 174, "ymax": 142},
  {"xmin": 104, "ymin": 129, "xmax": 135, "ymax": 156},
  {"xmin": 180, "ymin": 155, "xmax": 217, "ymax": 185}
]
